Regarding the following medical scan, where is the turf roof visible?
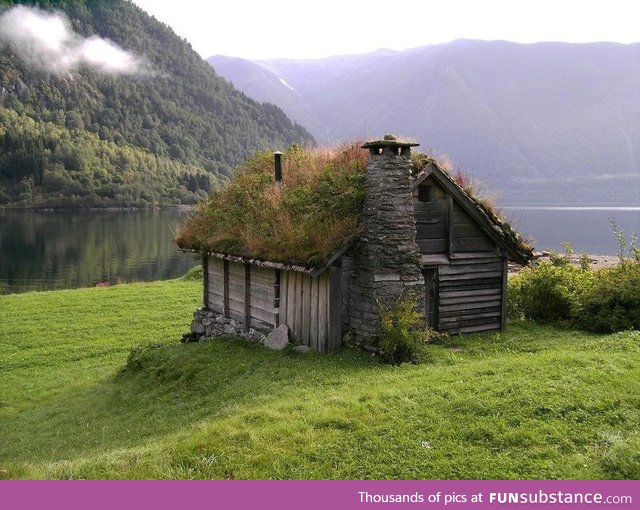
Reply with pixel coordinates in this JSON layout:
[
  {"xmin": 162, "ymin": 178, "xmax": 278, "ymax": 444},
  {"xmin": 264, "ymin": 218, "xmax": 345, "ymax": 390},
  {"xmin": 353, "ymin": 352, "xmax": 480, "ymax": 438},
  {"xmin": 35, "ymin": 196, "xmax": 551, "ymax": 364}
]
[{"xmin": 176, "ymin": 144, "xmax": 533, "ymax": 267}]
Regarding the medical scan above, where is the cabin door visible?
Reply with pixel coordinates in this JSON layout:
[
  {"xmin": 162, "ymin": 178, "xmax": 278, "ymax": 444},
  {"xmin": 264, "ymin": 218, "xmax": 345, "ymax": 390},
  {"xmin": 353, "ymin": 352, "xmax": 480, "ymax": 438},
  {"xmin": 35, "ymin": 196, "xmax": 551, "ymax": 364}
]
[{"xmin": 423, "ymin": 268, "xmax": 439, "ymax": 330}]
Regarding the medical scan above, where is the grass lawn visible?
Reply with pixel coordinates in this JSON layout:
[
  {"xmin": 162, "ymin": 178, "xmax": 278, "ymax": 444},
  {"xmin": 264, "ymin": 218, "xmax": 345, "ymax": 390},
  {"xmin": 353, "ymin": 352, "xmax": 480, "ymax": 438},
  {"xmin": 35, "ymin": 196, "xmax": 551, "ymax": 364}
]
[{"xmin": 0, "ymin": 279, "xmax": 639, "ymax": 479}]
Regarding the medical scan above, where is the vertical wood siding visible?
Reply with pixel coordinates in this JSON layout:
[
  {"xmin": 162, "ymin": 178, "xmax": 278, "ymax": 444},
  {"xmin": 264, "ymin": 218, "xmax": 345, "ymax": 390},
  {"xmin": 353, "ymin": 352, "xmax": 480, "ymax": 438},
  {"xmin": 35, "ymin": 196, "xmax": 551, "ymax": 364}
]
[
  {"xmin": 279, "ymin": 269, "xmax": 340, "ymax": 353},
  {"xmin": 205, "ymin": 258, "xmax": 340, "ymax": 350}
]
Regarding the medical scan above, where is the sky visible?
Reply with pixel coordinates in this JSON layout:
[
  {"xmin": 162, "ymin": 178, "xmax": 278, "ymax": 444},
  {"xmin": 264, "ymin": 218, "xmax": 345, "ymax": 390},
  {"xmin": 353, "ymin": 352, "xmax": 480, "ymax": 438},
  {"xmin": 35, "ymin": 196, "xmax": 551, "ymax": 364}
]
[{"xmin": 131, "ymin": 0, "xmax": 639, "ymax": 60}]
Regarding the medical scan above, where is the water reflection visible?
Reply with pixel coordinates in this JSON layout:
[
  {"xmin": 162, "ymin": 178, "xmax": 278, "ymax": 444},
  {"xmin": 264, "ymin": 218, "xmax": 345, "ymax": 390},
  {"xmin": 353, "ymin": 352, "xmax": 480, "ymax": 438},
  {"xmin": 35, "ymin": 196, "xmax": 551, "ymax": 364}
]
[{"xmin": 0, "ymin": 209, "xmax": 199, "ymax": 294}]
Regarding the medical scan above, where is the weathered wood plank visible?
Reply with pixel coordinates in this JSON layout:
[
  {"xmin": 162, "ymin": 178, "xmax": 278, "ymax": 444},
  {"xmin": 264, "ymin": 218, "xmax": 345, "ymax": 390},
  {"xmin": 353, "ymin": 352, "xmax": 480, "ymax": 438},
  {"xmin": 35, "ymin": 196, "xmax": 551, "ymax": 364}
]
[
  {"xmin": 249, "ymin": 316, "xmax": 275, "ymax": 332},
  {"xmin": 296, "ymin": 273, "xmax": 303, "ymax": 340},
  {"xmin": 439, "ymin": 299, "xmax": 502, "ymax": 312},
  {"xmin": 423, "ymin": 268, "xmax": 438, "ymax": 329},
  {"xmin": 249, "ymin": 306, "xmax": 278, "ymax": 326},
  {"xmin": 228, "ymin": 296, "xmax": 245, "ymax": 315},
  {"xmin": 415, "ymin": 223, "xmax": 447, "ymax": 238},
  {"xmin": 447, "ymin": 192, "xmax": 454, "ymax": 257},
  {"xmin": 250, "ymin": 294, "xmax": 276, "ymax": 313},
  {"xmin": 244, "ymin": 263, "xmax": 250, "ymax": 332},
  {"xmin": 439, "ymin": 261, "xmax": 503, "ymax": 275},
  {"xmin": 446, "ymin": 322, "xmax": 501, "ymax": 334},
  {"xmin": 440, "ymin": 288, "xmax": 502, "ymax": 299},
  {"xmin": 439, "ymin": 271, "xmax": 503, "ymax": 282},
  {"xmin": 310, "ymin": 275, "xmax": 319, "ymax": 350},
  {"xmin": 202, "ymin": 254, "xmax": 209, "ymax": 308},
  {"xmin": 317, "ymin": 273, "xmax": 329, "ymax": 352},
  {"xmin": 328, "ymin": 265, "xmax": 343, "ymax": 352},
  {"xmin": 208, "ymin": 292, "xmax": 223, "ymax": 314},
  {"xmin": 228, "ymin": 281, "xmax": 245, "ymax": 302},
  {"xmin": 452, "ymin": 205, "xmax": 476, "ymax": 226},
  {"xmin": 439, "ymin": 314, "xmax": 501, "ymax": 327},
  {"xmin": 209, "ymin": 257, "xmax": 224, "ymax": 278},
  {"xmin": 279, "ymin": 271, "xmax": 288, "ymax": 326},
  {"xmin": 246, "ymin": 283, "xmax": 275, "ymax": 302},
  {"xmin": 222, "ymin": 259, "xmax": 229, "ymax": 317},
  {"xmin": 453, "ymin": 236, "xmax": 496, "ymax": 253},
  {"xmin": 287, "ymin": 271, "xmax": 296, "ymax": 336},
  {"xmin": 439, "ymin": 306, "xmax": 502, "ymax": 319},
  {"xmin": 417, "ymin": 238, "xmax": 448, "ymax": 254},
  {"xmin": 439, "ymin": 281, "xmax": 503, "ymax": 293},
  {"xmin": 421, "ymin": 254, "xmax": 450, "ymax": 266},
  {"xmin": 501, "ymin": 257, "xmax": 508, "ymax": 331},
  {"xmin": 449, "ymin": 253, "xmax": 502, "ymax": 263},
  {"xmin": 440, "ymin": 295, "xmax": 503, "ymax": 306},
  {"xmin": 228, "ymin": 261, "xmax": 245, "ymax": 280},
  {"xmin": 226, "ymin": 308, "xmax": 244, "ymax": 324},
  {"xmin": 454, "ymin": 223, "xmax": 485, "ymax": 238},
  {"xmin": 414, "ymin": 202, "xmax": 448, "ymax": 214},
  {"xmin": 302, "ymin": 275, "xmax": 312, "ymax": 344}
]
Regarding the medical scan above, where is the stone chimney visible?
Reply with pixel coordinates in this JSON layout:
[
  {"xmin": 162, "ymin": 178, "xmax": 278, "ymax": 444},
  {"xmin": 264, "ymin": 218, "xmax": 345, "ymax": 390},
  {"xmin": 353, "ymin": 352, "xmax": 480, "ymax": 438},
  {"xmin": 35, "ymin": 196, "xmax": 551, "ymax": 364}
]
[{"xmin": 345, "ymin": 134, "xmax": 425, "ymax": 345}]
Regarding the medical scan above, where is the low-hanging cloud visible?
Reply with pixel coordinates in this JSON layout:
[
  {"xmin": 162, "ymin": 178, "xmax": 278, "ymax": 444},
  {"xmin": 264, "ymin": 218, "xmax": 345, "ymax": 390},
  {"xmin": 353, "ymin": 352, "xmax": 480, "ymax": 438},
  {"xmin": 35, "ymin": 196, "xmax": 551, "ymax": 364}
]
[{"xmin": 0, "ymin": 5, "xmax": 146, "ymax": 75}]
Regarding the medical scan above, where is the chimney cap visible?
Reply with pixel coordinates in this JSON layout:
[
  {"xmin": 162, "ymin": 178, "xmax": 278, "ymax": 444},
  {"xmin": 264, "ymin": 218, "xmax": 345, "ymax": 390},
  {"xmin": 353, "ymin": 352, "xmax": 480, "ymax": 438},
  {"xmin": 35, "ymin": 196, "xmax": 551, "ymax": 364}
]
[{"xmin": 361, "ymin": 137, "xmax": 419, "ymax": 150}]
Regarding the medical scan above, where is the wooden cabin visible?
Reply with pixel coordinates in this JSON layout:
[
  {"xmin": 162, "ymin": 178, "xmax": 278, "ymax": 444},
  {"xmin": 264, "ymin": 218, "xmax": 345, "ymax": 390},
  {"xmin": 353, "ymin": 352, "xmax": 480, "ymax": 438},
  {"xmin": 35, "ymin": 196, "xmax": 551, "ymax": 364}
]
[{"xmin": 179, "ymin": 136, "xmax": 533, "ymax": 352}]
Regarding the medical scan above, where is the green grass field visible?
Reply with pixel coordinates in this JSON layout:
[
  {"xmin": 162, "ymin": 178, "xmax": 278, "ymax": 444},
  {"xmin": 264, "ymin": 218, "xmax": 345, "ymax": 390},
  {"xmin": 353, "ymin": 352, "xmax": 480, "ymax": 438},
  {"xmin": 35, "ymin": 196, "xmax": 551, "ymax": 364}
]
[{"xmin": 1, "ymin": 279, "xmax": 638, "ymax": 479}]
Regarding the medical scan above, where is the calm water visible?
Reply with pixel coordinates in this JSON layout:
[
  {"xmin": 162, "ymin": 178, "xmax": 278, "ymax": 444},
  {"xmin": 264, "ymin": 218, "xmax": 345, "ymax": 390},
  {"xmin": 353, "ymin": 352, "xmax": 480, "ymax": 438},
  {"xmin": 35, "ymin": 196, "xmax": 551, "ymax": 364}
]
[
  {"xmin": 0, "ymin": 209, "xmax": 199, "ymax": 295},
  {"xmin": 502, "ymin": 207, "xmax": 640, "ymax": 255},
  {"xmin": 1, "ymin": 207, "xmax": 639, "ymax": 295}
]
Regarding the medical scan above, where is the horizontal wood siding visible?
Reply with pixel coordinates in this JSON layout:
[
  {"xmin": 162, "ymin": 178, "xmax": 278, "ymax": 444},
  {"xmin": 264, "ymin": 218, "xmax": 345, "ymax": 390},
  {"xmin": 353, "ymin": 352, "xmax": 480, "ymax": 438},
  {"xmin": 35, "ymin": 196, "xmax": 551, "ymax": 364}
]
[
  {"xmin": 452, "ymin": 202, "xmax": 497, "ymax": 254},
  {"xmin": 226, "ymin": 261, "xmax": 245, "ymax": 323},
  {"xmin": 207, "ymin": 257, "xmax": 224, "ymax": 314},
  {"xmin": 437, "ymin": 257, "xmax": 505, "ymax": 334},
  {"xmin": 278, "ymin": 270, "xmax": 337, "ymax": 352},
  {"xmin": 248, "ymin": 265, "xmax": 277, "ymax": 331},
  {"xmin": 413, "ymin": 180, "xmax": 448, "ymax": 255}
]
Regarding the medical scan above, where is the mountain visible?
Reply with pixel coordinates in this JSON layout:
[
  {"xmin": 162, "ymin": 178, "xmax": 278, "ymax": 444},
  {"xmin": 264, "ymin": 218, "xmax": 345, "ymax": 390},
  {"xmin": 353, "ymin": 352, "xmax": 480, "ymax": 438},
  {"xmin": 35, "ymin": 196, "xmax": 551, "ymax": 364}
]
[
  {"xmin": 0, "ymin": 0, "xmax": 313, "ymax": 207},
  {"xmin": 209, "ymin": 40, "xmax": 640, "ymax": 205}
]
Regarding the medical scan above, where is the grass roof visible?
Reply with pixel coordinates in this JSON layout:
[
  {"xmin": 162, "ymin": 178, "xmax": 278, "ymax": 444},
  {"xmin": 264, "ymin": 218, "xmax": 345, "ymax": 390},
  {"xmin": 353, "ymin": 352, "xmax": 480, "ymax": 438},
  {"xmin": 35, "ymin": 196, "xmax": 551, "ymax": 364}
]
[
  {"xmin": 175, "ymin": 144, "xmax": 368, "ymax": 266},
  {"xmin": 176, "ymin": 143, "xmax": 533, "ymax": 267}
]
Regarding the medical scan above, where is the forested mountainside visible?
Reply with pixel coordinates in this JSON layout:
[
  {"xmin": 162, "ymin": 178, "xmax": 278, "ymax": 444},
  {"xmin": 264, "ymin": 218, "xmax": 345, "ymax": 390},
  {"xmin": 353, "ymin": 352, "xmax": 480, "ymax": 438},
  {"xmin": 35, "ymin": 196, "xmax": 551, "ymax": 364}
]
[
  {"xmin": 210, "ymin": 41, "xmax": 640, "ymax": 205},
  {"xmin": 0, "ymin": 0, "xmax": 313, "ymax": 207}
]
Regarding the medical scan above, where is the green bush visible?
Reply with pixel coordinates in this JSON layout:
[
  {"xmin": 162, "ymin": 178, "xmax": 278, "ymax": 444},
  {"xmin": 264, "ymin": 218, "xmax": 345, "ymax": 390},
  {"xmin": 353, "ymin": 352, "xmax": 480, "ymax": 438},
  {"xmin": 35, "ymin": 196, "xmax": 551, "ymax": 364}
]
[
  {"xmin": 576, "ymin": 262, "xmax": 640, "ymax": 333},
  {"xmin": 378, "ymin": 294, "xmax": 434, "ymax": 364},
  {"xmin": 507, "ymin": 262, "xmax": 593, "ymax": 323},
  {"xmin": 509, "ymin": 258, "xmax": 640, "ymax": 333}
]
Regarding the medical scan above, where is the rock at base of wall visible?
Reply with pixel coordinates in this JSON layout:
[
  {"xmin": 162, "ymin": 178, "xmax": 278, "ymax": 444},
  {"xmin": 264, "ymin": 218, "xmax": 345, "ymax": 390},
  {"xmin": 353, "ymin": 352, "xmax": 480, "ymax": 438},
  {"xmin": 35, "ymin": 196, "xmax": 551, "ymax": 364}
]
[
  {"xmin": 186, "ymin": 308, "xmax": 267, "ymax": 344},
  {"xmin": 263, "ymin": 324, "xmax": 290, "ymax": 350},
  {"xmin": 292, "ymin": 345, "xmax": 312, "ymax": 353}
]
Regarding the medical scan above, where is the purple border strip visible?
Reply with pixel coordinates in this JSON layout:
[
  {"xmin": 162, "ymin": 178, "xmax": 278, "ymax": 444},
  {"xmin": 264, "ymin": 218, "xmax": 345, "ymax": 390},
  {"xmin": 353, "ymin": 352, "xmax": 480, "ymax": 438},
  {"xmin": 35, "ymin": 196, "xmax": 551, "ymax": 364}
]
[{"xmin": 2, "ymin": 480, "xmax": 639, "ymax": 510}]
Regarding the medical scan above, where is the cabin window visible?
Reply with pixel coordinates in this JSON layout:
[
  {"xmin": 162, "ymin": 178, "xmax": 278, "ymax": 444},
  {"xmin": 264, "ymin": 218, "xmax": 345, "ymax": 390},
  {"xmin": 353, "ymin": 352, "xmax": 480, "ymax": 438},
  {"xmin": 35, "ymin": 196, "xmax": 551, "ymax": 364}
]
[{"xmin": 418, "ymin": 184, "xmax": 433, "ymax": 202}]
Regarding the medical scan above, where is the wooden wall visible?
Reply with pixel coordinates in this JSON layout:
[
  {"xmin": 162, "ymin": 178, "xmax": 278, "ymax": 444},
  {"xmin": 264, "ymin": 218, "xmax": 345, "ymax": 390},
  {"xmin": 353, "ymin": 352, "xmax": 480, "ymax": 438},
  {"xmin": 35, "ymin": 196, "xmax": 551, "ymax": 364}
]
[
  {"xmin": 279, "ymin": 267, "xmax": 342, "ymax": 353},
  {"xmin": 205, "ymin": 256, "xmax": 342, "ymax": 352},
  {"xmin": 436, "ymin": 257, "xmax": 505, "ymax": 334},
  {"xmin": 413, "ymin": 175, "xmax": 507, "ymax": 334}
]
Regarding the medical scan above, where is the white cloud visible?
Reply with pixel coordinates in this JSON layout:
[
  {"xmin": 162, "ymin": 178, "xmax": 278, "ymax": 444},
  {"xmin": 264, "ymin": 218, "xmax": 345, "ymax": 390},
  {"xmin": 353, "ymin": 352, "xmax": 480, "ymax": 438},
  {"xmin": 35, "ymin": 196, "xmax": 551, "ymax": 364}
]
[{"xmin": 0, "ymin": 5, "xmax": 146, "ymax": 75}]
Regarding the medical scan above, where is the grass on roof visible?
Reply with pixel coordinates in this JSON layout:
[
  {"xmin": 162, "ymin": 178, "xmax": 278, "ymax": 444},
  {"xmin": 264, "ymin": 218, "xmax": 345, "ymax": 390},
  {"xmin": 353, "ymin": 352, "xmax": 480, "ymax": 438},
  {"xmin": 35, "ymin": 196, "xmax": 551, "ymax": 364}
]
[
  {"xmin": 177, "ymin": 143, "xmax": 532, "ymax": 266},
  {"xmin": 176, "ymin": 143, "xmax": 368, "ymax": 266}
]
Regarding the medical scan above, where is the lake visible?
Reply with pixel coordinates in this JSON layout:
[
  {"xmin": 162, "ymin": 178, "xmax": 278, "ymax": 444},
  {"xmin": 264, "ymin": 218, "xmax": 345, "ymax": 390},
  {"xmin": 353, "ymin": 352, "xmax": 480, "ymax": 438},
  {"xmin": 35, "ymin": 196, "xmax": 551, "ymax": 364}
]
[
  {"xmin": 502, "ymin": 206, "xmax": 640, "ymax": 256},
  {"xmin": 1, "ymin": 207, "xmax": 639, "ymax": 295},
  {"xmin": 0, "ymin": 209, "xmax": 199, "ymax": 295}
]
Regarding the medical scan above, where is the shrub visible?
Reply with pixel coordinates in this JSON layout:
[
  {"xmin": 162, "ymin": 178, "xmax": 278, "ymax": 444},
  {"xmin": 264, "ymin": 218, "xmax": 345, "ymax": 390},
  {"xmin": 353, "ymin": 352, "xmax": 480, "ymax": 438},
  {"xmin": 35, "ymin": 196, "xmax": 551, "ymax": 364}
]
[
  {"xmin": 576, "ymin": 261, "xmax": 640, "ymax": 333},
  {"xmin": 507, "ymin": 262, "xmax": 593, "ymax": 324},
  {"xmin": 378, "ymin": 293, "xmax": 434, "ymax": 364}
]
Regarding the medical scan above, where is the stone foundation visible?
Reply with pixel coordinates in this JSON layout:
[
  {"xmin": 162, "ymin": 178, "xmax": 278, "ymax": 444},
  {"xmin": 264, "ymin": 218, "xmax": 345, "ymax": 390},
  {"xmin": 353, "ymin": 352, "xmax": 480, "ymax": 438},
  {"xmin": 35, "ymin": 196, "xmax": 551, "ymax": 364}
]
[{"xmin": 184, "ymin": 307, "xmax": 267, "ymax": 343}]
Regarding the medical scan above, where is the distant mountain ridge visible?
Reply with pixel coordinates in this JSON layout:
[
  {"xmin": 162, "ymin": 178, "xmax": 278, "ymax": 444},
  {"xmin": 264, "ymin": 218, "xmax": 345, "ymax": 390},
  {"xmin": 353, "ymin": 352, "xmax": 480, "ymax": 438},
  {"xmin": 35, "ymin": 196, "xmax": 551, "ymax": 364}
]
[
  {"xmin": 0, "ymin": 0, "xmax": 313, "ymax": 207},
  {"xmin": 209, "ymin": 40, "xmax": 640, "ymax": 205}
]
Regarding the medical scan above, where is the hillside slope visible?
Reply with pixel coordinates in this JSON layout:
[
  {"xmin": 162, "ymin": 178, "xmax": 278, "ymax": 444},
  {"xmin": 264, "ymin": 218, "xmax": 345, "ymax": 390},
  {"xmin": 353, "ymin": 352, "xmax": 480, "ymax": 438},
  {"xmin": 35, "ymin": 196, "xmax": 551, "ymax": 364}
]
[
  {"xmin": 0, "ymin": 1, "xmax": 313, "ymax": 207},
  {"xmin": 210, "ymin": 41, "xmax": 640, "ymax": 205}
]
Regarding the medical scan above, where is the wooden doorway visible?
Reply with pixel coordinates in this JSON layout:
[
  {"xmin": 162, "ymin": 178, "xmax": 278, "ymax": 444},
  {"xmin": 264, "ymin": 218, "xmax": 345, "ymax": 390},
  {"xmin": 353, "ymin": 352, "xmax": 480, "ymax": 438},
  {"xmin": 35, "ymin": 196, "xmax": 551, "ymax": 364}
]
[{"xmin": 423, "ymin": 268, "xmax": 439, "ymax": 330}]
